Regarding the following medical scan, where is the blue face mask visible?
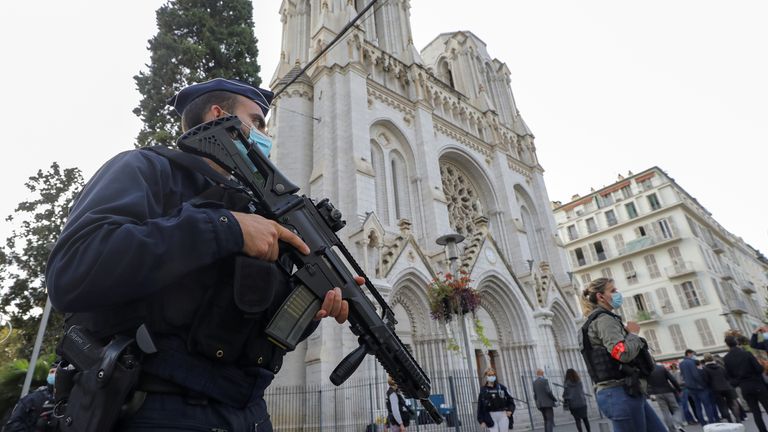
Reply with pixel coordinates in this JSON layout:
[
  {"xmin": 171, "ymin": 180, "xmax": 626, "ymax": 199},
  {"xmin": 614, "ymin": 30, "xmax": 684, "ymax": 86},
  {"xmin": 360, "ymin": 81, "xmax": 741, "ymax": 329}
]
[
  {"xmin": 487, "ymin": 376, "xmax": 497, "ymax": 383},
  {"xmin": 763, "ymin": 332, "xmax": 768, "ymax": 340},
  {"xmin": 610, "ymin": 291, "xmax": 624, "ymax": 309},
  {"xmin": 247, "ymin": 127, "xmax": 273, "ymax": 157},
  {"xmin": 47, "ymin": 374, "xmax": 55, "ymax": 386}
]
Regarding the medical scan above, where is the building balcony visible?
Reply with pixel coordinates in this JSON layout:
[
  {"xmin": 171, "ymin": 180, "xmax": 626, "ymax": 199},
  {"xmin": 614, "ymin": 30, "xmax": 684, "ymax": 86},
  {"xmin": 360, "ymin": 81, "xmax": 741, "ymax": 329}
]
[
  {"xmin": 708, "ymin": 238, "xmax": 725, "ymax": 254},
  {"xmin": 618, "ymin": 234, "xmax": 677, "ymax": 257},
  {"xmin": 726, "ymin": 298, "xmax": 749, "ymax": 314},
  {"xmin": 742, "ymin": 281, "xmax": 757, "ymax": 295},
  {"xmin": 664, "ymin": 261, "xmax": 696, "ymax": 279},
  {"xmin": 633, "ymin": 310, "xmax": 661, "ymax": 324},
  {"xmin": 721, "ymin": 269, "xmax": 735, "ymax": 281}
]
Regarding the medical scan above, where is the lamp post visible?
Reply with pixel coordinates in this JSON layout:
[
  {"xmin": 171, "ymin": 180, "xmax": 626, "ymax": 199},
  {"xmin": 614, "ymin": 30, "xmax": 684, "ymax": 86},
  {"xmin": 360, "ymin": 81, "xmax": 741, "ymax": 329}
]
[{"xmin": 436, "ymin": 233, "xmax": 477, "ymax": 392}]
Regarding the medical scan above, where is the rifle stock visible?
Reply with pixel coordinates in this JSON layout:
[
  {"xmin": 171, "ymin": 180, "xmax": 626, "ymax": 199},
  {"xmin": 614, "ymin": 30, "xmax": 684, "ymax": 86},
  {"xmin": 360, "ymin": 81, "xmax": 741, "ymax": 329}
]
[{"xmin": 178, "ymin": 116, "xmax": 443, "ymax": 424}]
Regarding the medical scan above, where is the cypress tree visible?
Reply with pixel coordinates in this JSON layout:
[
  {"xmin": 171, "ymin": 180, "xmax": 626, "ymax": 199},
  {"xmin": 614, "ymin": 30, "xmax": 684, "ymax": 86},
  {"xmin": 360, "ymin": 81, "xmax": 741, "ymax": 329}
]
[{"xmin": 133, "ymin": 0, "xmax": 262, "ymax": 147}]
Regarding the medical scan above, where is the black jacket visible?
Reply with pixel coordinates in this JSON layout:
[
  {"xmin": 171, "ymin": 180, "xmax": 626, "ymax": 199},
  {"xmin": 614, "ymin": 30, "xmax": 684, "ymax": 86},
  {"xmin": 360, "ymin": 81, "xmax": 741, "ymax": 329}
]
[
  {"xmin": 647, "ymin": 364, "xmax": 681, "ymax": 395},
  {"xmin": 702, "ymin": 362, "xmax": 734, "ymax": 392},
  {"xmin": 477, "ymin": 383, "xmax": 515, "ymax": 427},
  {"xmin": 723, "ymin": 346, "xmax": 766, "ymax": 393}
]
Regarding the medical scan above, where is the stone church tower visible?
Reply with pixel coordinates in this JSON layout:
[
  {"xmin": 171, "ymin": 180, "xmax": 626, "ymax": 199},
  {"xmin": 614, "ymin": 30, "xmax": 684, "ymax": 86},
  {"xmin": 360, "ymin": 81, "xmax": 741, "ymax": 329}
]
[{"xmin": 267, "ymin": 0, "xmax": 583, "ymax": 426}]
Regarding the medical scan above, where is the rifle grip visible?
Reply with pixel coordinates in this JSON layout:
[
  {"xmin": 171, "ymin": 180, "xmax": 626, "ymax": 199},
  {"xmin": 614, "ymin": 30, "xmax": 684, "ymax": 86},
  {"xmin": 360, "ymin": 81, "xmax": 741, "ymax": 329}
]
[{"xmin": 265, "ymin": 284, "xmax": 321, "ymax": 350}]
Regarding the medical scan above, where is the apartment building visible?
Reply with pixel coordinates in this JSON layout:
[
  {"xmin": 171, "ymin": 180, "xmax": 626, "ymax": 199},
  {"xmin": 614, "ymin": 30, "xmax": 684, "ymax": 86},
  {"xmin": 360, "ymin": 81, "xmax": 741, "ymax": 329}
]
[{"xmin": 553, "ymin": 167, "xmax": 768, "ymax": 360}]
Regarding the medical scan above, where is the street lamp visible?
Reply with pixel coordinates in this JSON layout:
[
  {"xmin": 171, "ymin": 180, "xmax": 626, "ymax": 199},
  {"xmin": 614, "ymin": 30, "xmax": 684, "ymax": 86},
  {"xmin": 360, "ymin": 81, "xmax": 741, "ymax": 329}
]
[{"xmin": 436, "ymin": 233, "xmax": 477, "ymax": 390}]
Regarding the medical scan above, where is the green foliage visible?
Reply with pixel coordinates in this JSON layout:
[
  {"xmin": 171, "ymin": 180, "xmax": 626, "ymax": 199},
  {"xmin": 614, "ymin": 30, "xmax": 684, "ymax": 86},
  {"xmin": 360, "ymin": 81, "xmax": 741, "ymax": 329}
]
[
  {"xmin": 473, "ymin": 318, "xmax": 491, "ymax": 348},
  {"xmin": 0, "ymin": 163, "xmax": 83, "ymax": 362},
  {"xmin": 133, "ymin": 0, "xmax": 262, "ymax": 147},
  {"xmin": 0, "ymin": 353, "xmax": 55, "ymax": 416}
]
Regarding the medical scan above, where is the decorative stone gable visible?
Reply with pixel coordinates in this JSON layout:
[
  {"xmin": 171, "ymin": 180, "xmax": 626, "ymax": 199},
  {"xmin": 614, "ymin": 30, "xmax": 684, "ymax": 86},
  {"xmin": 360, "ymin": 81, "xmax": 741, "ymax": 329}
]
[
  {"xmin": 534, "ymin": 261, "xmax": 552, "ymax": 307},
  {"xmin": 378, "ymin": 219, "xmax": 413, "ymax": 277},
  {"xmin": 458, "ymin": 216, "xmax": 490, "ymax": 274}
]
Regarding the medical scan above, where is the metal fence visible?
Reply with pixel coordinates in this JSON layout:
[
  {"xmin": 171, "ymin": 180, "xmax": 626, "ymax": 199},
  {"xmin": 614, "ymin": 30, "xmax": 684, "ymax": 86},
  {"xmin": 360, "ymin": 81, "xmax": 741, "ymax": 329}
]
[{"xmin": 265, "ymin": 370, "xmax": 602, "ymax": 431}]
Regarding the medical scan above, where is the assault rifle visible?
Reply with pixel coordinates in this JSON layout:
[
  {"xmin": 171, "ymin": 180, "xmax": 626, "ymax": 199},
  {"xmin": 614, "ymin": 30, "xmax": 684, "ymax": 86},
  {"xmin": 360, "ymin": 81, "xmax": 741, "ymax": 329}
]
[{"xmin": 177, "ymin": 116, "xmax": 443, "ymax": 424}]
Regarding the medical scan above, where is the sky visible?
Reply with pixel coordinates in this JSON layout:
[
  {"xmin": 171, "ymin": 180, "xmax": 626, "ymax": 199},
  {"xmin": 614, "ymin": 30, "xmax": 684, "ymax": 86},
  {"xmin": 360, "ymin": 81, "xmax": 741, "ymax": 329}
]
[{"xmin": 0, "ymin": 1, "xmax": 766, "ymax": 254}]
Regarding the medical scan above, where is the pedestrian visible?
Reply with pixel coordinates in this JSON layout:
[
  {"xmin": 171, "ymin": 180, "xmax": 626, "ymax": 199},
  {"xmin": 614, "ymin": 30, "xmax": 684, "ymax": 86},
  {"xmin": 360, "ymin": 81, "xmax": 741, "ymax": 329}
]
[
  {"xmin": 679, "ymin": 349, "xmax": 717, "ymax": 424},
  {"xmin": 532, "ymin": 369, "xmax": 557, "ymax": 432},
  {"xmin": 386, "ymin": 376, "xmax": 411, "ymax": 432},
  {"xmin": 3, "ymin": 366, "xmax": 56, "ymax": 431},
  {"xmin": 723, "ymin": 335, "xmax": 768, "ymax": 432},
  {"xmin": 701, "ymin": 353, "xmax": 741, "ymax": 423},
  {"xmin": 647, "ymin": 363, "xmax": 685, "ymax": 432},
  {"xmin": 45, "ymin": 78, "xmax": 363, "ymax": 431},
  {"xmin": 477, "ymin": 367, "xmax": 515, "ymax": 431},
  {"xmin": 562, "ymin": 368, "xmax": 591, "ymax": 432},
  {"xmin": 670, "ymin": 363, "xmax": 696, "ymax": 424},
  {"xmin": 579, "ymin": 277, "xmax": 666, "ymax": 432}
]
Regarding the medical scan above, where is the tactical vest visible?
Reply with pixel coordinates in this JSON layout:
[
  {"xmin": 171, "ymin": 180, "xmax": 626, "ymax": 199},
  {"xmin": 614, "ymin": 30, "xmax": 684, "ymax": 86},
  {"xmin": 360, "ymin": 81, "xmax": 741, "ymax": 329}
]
[
  {"xmin": 64, "ymin": 147, "xmax": 293, "ymax": 377},
  {"xmin": 580, "ymin": 309, "xmax": 626, "ymax": 384}
]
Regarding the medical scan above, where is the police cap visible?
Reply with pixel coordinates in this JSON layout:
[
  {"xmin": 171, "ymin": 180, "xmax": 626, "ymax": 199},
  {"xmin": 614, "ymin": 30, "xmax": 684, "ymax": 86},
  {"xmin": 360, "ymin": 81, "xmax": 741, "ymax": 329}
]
[{"xmin": 167, "ymin": 78, "xmax": 274, "ymax": 116}]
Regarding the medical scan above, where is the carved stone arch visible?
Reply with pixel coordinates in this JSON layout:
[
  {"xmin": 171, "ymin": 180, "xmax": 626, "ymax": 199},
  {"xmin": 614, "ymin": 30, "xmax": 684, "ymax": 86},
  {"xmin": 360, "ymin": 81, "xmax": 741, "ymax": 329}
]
[
  {"xmin": 439, "ymin": 148, "xmax": 500, "ymax": 237},
  {"xmin": 476, "ymin": 275, "xmax": 533, "ymax": 344},
  {"xmin": 370, "ymin": 120, "xmax": 418, "ymax": 232},
  {"xmin": 549, "ymin": 300, "xmax": 586, "ymax": 378},
  {"xmin": 514, "ymin": 184, "xmax": 545, "ymax": 263},
  {"xmin": 390, "ymin": 273, "xmax": 433, "ymax": 335}
]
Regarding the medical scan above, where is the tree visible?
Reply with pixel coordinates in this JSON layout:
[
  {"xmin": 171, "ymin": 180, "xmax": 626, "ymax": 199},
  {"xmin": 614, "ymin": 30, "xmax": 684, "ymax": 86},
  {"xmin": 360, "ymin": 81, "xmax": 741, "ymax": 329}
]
[
  {"xmin": 0, "ymin": 163, "xmax": 84, "ymax": 362},
  {"xmin": 133, "ymin": 0, "xmax": 263, "ymax": 148},
  {"xmin": 0, "ymin": 353, "xmax": 55, "ymax": 418}
]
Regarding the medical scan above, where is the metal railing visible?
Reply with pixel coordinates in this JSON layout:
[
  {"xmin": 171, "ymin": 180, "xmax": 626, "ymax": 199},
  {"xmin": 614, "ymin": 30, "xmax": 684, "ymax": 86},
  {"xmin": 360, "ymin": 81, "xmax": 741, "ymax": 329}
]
[
  {"xmin": 664, "ymin": 261, "xmax": 695, "ymax": 278},
  {"xmin": 264, "ymin": 371, "xmax": 603, "ymax": 431}
]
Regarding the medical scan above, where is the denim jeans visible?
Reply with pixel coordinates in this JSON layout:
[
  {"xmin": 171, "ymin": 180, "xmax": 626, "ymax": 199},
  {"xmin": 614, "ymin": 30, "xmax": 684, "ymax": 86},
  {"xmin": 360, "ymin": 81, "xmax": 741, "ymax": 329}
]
[
  {"xmin": 597, "ymin": 386, "xmax": 667, "ymax": 432},
  {"xmin": 687, "ymin": 388, "xmax": 717, "ymax": 424}
]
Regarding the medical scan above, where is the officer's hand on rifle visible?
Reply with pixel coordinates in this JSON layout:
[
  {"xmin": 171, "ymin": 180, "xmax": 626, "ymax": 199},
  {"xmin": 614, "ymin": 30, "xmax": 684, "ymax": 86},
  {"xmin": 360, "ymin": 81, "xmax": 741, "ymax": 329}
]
[
  {"xmin": 232, "ymin": 212, "xmax": 310, "ymax": 260},
  {"xmin": 314, "ymin": 276, "xmax": 365, "ymax": 324}
]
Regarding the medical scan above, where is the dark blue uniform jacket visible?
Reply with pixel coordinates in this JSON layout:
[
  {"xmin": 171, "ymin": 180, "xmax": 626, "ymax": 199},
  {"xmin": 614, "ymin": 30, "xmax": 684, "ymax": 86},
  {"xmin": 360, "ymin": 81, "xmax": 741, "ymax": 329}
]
[{"xmin": 46, "ymin": 149, "xmax": 243, "ymax": 313}]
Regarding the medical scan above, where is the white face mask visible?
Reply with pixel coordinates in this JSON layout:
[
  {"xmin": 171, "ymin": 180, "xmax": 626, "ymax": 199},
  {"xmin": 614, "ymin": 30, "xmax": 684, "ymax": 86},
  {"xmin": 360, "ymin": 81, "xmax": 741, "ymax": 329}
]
[{"xmin": 487, "ymin": 375, "xmax": 497, "ymax": 383}]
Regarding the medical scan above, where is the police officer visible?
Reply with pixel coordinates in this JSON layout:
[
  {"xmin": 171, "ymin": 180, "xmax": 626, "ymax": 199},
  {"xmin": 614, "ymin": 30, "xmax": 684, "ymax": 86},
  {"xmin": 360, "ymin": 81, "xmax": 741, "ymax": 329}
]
[
  {"xmin": 579, "ymin": 278, "xmax": 666, "ymax": 432},
  {"xmin": 477, "ymin": 367, "xmax": 514, "ymax": 431},
  {"xmin": 46, "ymin": 78, "xmax": 362, "ymax": 431}
]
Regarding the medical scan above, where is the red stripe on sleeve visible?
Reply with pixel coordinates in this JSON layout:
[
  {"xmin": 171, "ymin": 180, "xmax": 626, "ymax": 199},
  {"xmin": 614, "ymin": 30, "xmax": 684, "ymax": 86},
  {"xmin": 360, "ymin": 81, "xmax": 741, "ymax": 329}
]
[{"xmin": 611, "ymin": 341, "xmax": 626, "ymax": 360}]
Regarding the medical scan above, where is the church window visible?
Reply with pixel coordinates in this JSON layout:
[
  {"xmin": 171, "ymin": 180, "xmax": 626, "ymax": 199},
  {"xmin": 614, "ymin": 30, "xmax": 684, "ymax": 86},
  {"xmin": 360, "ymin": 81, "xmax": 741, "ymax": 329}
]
[
  {"xmin": 371, "ymin": 142, "xmax": 389, "ymax": 224},
  {"xmin": 440, "ymin": 161, "xmax": 484, "ymax": 236},
  {"xmin": 390, "ymin": 151, "xmax": 411, "ymax": 222}
]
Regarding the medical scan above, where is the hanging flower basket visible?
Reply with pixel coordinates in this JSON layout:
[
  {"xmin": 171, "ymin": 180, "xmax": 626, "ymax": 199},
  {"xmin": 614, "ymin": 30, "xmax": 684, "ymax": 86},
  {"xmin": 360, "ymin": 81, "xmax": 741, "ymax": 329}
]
[{"xmin": 427, "ymin": 271, "xmax": 481, "ymax": 323}]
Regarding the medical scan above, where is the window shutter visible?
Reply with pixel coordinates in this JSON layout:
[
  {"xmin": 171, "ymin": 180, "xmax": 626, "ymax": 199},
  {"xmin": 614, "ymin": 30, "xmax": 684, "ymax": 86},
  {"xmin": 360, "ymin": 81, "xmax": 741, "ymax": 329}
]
[
  {"xmin": 569, "ymin": 250, "xmax": 578, "ymax": 267},
  {"xmin": 668, "ymin": 216, "xmax": 679, "ymax": 237},
  {"xmin": 643, "ymin": 292, "xmax": 656, "ymax": 312},
  {"xmin": 693, "ymin": 279, "xmax": 709, "ymax": 305},
  {"xmin": 588, "ymin": 243, "xmax": 598, "ymax": 263},
  {"xmin": 624, "ymin": 297, "xmax": 637, "ymax": 320},
  {"xmin": 674, "ymin": 284, "xmax": 689, "ymax": 310},
  {"xmin": 655, "ymin": 287, "xmax": 674, "ymax": 313}
]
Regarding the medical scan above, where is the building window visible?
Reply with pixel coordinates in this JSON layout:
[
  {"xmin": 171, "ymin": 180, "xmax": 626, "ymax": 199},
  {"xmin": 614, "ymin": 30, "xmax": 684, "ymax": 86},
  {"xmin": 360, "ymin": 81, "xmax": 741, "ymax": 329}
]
[
  {"xmin": 644, "ymin": 329, "xmax": 661, "ymax": 353},
  {"xmin": 675, "ymin": 281, "xmax": 703, "ymax": 309},
  {"xmin": 586, "ymin": 217, "xmax": 598, "ymax": 234},
  {"xmin": 668, "ymin": 246, "xmax": 683, "ymax": 266},
  {"xmin": 647, "ymin": 194, "xmax": 661, "ymax": 211},
  {"xmin": 657, "ymin": 218, "xmax": 674, "ymax": 239},
  {"xmin": 655, "ymin": 287, "xmax": 674, "ymax": 313},
  {"xmin": 593, "ymin": 196, "xmax": 603, "ymax": 209},
  {"xmin": 623, "ymin": 261, "xmax": 638, "ymax": 285},
  {"xmin": 644, "ymin": 254, "xmax": 661, "ymax": 279},
  {"xmin": 614, "ymin": 233, "xmax": 625, "ymax": 252},
  {"xmin": 594, "ymin": 241, "xmax": 607, "ymax": 261},
  {"xmin": 567, "ymin": 225, "xmax": 578, "ymax": 241},
  {"xmin": 574, "ymin": 247, "xmax": 587, "ymax": 267},
  {"xmin": 605, "ymin": 210, "xmax": 617, "ymax": 226},
  {"xmin": 640, "ymin": 178, "xmax": 653, "ymax": 191},
  {"xmin": 601, "ymin": 268, "xmax": 614, "ymax": 279},
  {"xmin": 669, "ymin": 324, "xmax": 687, "ymax": 352},
  {"xmin": 686, "ymin": 215, "xmax": 699, "ymax": 238},
  {"xmin": 695, "ymin": 319, "xmax": 716, "ymax": 346},
  {"xmin": 621, "ymin": 185, "xmax": 633, "ymax": 199},
  {"xmin": 603, "ymin": 194, "xmax": 614, "ymax": 206},
  {"xmin": 581, "ymin": 273, "xmax": 592, "ymax": 284},
  {"xmin": 625, "ymin": 202, "xmax": 638, "ymax": 219}
]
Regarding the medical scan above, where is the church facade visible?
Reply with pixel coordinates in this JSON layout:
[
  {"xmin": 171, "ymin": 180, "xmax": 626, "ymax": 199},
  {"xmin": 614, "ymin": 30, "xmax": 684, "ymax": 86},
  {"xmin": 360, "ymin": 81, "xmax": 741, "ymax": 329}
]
[{"xmin": 266, "ymin": 0, "xmax": 584, "ymax": 428}]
